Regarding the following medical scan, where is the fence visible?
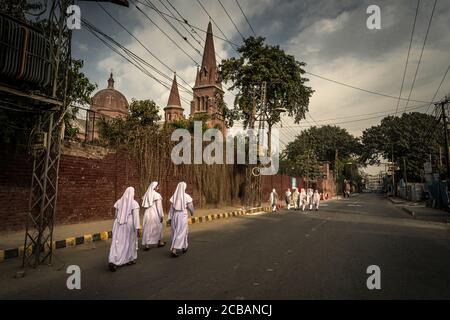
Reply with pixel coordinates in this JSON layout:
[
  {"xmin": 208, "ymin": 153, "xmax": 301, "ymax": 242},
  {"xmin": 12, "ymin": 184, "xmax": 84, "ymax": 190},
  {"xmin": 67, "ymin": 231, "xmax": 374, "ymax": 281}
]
[{"xmin": 68, "ymin": 108, "xmax": 113, "ymax": 144}]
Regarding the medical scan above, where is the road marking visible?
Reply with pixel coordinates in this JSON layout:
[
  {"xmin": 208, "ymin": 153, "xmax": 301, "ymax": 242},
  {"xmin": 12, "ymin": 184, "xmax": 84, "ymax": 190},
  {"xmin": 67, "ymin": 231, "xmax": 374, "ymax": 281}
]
[{"xmin": 348, "ymin": 204, "xmax": 362, "ymax": 207}]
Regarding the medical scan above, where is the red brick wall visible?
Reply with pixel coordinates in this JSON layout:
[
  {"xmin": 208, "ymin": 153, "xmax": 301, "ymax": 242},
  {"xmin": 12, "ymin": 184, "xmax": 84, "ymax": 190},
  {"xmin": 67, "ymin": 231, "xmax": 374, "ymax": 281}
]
[
  {"xmin": 0, "ymin": 141, "xmax": 336, "ymax": 231},
  {"xmin": 0, "ymin": 145, "xmax": 141, "ymax": 231},
  {"xmin": 0, "ymin": 142, "xmax": 234, "ymax": 231},
  {"xmin": 56, "ymin": 151, "xmax": 139, "ymax": 225},
  {"xmin": 0, "ymin": 148, "xmax": 32, "ymax": 230}
]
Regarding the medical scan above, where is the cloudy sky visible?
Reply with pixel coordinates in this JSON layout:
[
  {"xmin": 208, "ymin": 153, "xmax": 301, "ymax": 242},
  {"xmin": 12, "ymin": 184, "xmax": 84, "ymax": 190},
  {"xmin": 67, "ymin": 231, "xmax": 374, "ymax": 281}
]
[{"xmin": 72, "ymin": 0, "xmax": 450, "ymax": 172}]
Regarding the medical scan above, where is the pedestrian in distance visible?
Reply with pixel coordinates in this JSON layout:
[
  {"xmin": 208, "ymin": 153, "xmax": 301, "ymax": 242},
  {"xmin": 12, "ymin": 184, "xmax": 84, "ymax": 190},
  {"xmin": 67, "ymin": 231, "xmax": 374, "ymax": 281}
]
[
  {"xmin": 344, "ymin": 180, "xmax": 351, "ymax": 198},
  {"xmin": 269, "ymin": 189, "xmax": 279, "ymax": 212},
  {"xmin": 285, "ymin": 188, "xmax": 292, "ymax": 210},
  {"xmin": 300, "ymin": 188, "xmax": 308, "ymax": 212},
  {"xmin": 108, "ymin": 187, "xmax": 141, "ymax": 272},
  {"xmin": 168, "ymin": 182, "xmax": 194, "ymax": 258},
  {"xmin": 307, "ymin": 188, "xmax": 314, "ymax": 210},
  {"xmin": 312, "ymin": 190, "xmax": 321, "ymax": 211},
  {"xmin": 141, "ymin": 181, "xmax": 166, "ymax": 251},
  {"xmin": 292, "ymin": 187, "xmax": 300, "ymax": 210}
]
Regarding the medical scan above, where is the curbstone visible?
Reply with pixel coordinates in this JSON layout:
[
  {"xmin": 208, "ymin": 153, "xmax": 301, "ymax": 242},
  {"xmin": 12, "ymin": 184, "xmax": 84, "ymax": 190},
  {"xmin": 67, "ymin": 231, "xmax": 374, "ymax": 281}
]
[{"xmin": 0, "ymin": 206, "xmax": 269, "ymax": 263}]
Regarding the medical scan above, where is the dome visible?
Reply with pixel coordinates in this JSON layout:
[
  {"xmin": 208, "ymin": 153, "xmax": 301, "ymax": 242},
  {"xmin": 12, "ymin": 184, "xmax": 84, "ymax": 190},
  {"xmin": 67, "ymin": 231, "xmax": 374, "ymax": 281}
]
[{"xmin": 90, "ymin": 73, "xmax": 129, "ymax": 118}]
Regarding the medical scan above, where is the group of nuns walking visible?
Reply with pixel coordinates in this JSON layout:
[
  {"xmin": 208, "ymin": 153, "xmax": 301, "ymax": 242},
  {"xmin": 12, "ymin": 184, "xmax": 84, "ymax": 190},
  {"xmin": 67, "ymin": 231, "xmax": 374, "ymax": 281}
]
[
  {"xmin": 108, "ymin": 181, "xmax": 194, "ymax": 272},
  {"xmin": 269, "ymin": 187, "xmax": 321, "ymax": 213}
]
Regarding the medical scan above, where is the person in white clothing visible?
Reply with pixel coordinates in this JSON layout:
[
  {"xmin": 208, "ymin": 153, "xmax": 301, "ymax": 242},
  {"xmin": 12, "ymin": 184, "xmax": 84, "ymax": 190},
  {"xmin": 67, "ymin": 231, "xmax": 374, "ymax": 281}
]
[
  {"xmin": 141, "ymin": 181, "xmax": 166, "ymax": 250},
  {"xmin": 312, "ymin": 189, "xmax": 321, "ymax": 211},
  {"xmin": 269, "ymin": 189, "xmax": 278, "ymax": 212},
  {"xmin": 168, "ymin": 182, "xmax": 194, "ymax": 257},
  {"xmin": 285, "ymin": 188, "xmax": 292, "ymax": 210},
  {"xmin": 108, "ymin": 187, "xmax": 140, "ymax": 272},
  {"xmin": 300, "ymin": 188, "xmax": 308, "ymax": 212},
  {"xmin": 307, "ymin": 189, "xmax": 314, "ymax": 210},
  {"xmin": 292, "ymin": 188, "xmax": 300, "ymax": 210}
]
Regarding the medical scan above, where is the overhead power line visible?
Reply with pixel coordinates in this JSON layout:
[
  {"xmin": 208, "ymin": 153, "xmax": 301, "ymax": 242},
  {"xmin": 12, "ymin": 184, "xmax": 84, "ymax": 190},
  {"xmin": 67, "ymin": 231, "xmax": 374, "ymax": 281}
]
[
  {"xmin": 82, "ymin": 18, "xmax": 193, "ymax": 105},
  {"xmin": 425, "ymin": 63, "xmax": 450, "ymax": 114},
  {"xmin": 164, "ymin": 0, "xmax": 203, "ymax": 46},
  {"xmin": 163, "ymin": 0, "xmax": 223, "ymax": 61},
  {"xmin": 403, "ymin": 0, "xmax": 437, "ymax": 113},
  {"xmin": 394, "ymin": 0, "xmax": 420, "ymax": 116},
  {"xmin": 146, "ymin": 0, "xmax": 202, "ymax": 56},
  {"xmin": 235, "ymin": 0, "xmax": 256, "ymax": 36},
  {"xmin": 217, "ymin": 0, "xmax": 245, "ymax": 40},
  {"xmin": 280, "ymin": 103, "xmax": 429, "ymax": 128},
  {"xmin": 97, "ymin": 2, "xmax": 193, "ymax": 95},
  {"xmin": 306, "ymin": 71, "xmax": 435, "ymax": 104},
  {"xmin": 196, "ymin": 0, "xmax": 241, "ymax": 54},
  {"xmin": 133, "ymin": 1, "xmax": 201, "ymax": 66}
]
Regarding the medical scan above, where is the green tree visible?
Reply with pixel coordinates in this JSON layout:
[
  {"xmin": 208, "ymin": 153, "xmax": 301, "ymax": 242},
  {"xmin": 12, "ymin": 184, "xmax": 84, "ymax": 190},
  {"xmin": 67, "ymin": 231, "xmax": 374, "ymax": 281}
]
[
  {"xmin": 64, "ymin": 59, "xmax": 97, "ymax": 139},
  {"xmin": 220, "ymin": 37, "xmax": 314, "ymax": 151},
  {"xmin": 360, "ymin": 112, "xmax": 442, "ymax": 182},
  {"xmin": 283, "ymin": 125, "xmax": 361, "ymax": 169},
  {"xmin": 166, "ymin": 113, "xmax": 210, "ymax": 134},
  {"xmin": 281, "ymin": 125, "xmax": 362, "ymax": 188},
  {"xmin": 98, "ymin": 99, "xmax": 161, "ymax": 146}
]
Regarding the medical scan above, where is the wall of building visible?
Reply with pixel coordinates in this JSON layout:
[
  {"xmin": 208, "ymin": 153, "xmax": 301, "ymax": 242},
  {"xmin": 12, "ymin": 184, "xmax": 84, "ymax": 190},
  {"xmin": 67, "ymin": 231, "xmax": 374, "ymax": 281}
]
[
  {"xmin": 0, "ymin": 142, "xmax": 336, "ymax": 232},
  {"xmin": 0, "ymin": 142, "xmax": 242, "ymax": 231}
]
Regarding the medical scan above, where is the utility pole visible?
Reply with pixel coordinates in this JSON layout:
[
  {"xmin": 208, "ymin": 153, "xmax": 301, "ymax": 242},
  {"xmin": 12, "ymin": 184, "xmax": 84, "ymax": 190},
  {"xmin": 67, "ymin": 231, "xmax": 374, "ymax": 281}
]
[
  {"xmin": 391, "ymin": 145, "xmax": 395, "ymax": 196},
  {"xmin": 440, "ymin": 97, "xmax": 450, "ymax": 184},
  {"xmin": 260, "ymin": 81, "xmax": 267, "ymax": 154},
  {"xmin": 335, "ymin": 149, "xmax": 339, "ymax": 199},
  {"xmin": 403, "ymin": 157, "xmax": 408, "ymax": 185}
]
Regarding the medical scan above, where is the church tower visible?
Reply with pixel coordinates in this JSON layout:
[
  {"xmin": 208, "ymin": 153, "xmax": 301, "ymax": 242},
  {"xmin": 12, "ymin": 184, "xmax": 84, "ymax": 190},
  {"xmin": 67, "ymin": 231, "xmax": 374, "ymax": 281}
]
[
  {"xmin": 164, "ymin": 73, "xmax": 184, "ymax": 122},
  {"xmin": 190, "ymin": 22, "xmax": 225, "ymax": 133}
]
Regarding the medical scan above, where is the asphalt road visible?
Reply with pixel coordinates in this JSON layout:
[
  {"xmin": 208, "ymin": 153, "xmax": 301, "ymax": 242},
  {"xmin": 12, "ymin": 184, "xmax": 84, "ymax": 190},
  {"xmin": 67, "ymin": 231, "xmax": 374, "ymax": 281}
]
[{"xmin": 1, "ymin": 193, "xmax": 450, "ymax": 299}]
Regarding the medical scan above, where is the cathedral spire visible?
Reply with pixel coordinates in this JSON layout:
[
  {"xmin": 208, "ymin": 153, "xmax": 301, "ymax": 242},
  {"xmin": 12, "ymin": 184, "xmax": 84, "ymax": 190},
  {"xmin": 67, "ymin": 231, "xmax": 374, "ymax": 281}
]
[
  {"xmin": 201, "ymin": 21, "xmax": 217, "ymax": 73},
  {"xmin": 107, "ymin": 72, "xmax": 115, "ymax": 89},
  {"xmin": 167, "ymin": 73, "xmax": 181, "ymax": 107}
]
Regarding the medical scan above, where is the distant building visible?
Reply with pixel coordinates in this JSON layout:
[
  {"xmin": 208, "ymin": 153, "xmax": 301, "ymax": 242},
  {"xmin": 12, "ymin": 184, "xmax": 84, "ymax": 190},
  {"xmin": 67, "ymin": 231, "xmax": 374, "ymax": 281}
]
[
  {"xmin": 363, "ymin": 173, "xmax": 383, "ymax": 192},
  {"xmin": 190, "ymin": 22, "xmax": 226, "ymax": 133},
  {"xmin": 164, "ymin": 73, "xmax": 184, "ymax": 122},
  {"xmin": 162, "ymin": 22, "xmax": 226, "ymax": 133},
  {"xmin": 86, "ymin": 73, "xmax": 129, "ymax": 141}
]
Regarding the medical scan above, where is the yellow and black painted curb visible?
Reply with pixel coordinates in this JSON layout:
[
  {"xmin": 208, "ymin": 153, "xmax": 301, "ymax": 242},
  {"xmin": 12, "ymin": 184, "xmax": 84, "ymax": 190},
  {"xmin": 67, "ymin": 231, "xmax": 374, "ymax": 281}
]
[{"xmin": 0, "ymin": 207, "xmax": 270, "ymax": 263}]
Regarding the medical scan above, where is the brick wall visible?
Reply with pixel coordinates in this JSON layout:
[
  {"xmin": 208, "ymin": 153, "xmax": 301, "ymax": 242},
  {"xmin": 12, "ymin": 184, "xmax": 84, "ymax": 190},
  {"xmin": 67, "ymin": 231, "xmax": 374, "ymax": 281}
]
[
  {"xmin": 0, "ymin": 147, "xmax": 32, "ymax": 230},
  {"xmin": 0, "ymin": 142, "xmax": 238, "ymax": 231},
  {"xmin": 0, "ymin": 143, "xmax": 140, "ymax": 231},
  {"xmin": 0, "ymin": 141, "xmax": 336, "ymax": 232}
]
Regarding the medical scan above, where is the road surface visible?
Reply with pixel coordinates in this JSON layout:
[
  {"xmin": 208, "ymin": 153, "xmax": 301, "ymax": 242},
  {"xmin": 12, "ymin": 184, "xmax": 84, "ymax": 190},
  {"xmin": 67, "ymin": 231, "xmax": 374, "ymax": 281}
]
[{"xmin": 1, "ymin": 193, "xmax": 449, "ymax": 299}]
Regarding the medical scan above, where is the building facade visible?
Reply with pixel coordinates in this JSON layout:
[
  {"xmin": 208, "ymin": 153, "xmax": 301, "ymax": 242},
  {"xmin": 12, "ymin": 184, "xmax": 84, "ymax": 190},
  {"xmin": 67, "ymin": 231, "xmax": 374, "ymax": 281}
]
[
  {"xmin": 87, "ymin": 73, "xmax": 129, "ymax": 141},
  {"xmin": 190, "ymin": 22, "xmax": 226, "ymax": 133}
]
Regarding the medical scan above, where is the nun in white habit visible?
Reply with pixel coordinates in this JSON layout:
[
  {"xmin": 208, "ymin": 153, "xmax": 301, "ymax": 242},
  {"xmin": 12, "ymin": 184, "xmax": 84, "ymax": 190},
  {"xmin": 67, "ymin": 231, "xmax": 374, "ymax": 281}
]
[
  {"xmin": 168, "ymin": 182, "xmax": 194, "ymax": 257},
  {"xmin": 108, "ymin": 187, "xmax": 140, "ymax": 272},
  {"xmin": 141, "ymin": 181, "xmax": 166, "ymax": 250}
]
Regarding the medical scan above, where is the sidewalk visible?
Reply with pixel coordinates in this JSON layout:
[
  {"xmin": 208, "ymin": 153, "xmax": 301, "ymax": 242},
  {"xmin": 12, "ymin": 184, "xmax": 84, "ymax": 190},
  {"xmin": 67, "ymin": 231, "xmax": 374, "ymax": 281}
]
[
  {"xmin": 388, "ymin": 196, "xmax": 450, "ymax": 223},
  {"xmin": 0, "ymin": 205, "xmax": 245, "ymax": 251}
]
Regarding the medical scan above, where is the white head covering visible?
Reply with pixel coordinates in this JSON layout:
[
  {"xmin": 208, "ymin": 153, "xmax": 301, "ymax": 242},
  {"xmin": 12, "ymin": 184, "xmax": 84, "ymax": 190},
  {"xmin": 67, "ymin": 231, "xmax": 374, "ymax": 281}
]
[
  {"xmin": 170, "ymin": 182, "xmax": 193, "ymax": 211},
  {"xmin": 114, "ymin": 187, "xmax": 140, "ymax": 225},
  {"xmin": 300, "ymin": 188, "xmax": 306, "ymax": 195},
  {"xmin": 142, "ymin": 181, "xmax": 162, "ymax": 208}
]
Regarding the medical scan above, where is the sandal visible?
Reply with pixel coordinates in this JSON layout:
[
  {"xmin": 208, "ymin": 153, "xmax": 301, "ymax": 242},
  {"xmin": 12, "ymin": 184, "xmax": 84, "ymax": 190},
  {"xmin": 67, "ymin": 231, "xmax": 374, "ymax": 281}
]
[
  {"xmin": 108, "ymin": 263, "xmax": 117, "ymax": 272},
  {"xmin": 158, "ymin": 241, "xmax": 166, "ymax": 248}
]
